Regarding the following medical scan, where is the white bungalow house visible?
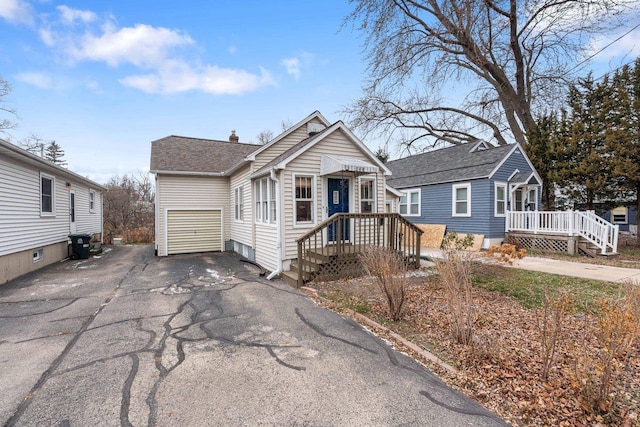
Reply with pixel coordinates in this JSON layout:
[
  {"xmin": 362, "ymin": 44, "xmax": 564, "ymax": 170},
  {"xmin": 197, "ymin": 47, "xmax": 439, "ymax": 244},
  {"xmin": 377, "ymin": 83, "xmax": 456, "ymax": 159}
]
[
  {"xmin": 150, "ymin": 111, "xmax": 421, "ymax": 286},
  {"xmin": 0, "ymin": 138, "xmax": 106, "ymax": 284}
]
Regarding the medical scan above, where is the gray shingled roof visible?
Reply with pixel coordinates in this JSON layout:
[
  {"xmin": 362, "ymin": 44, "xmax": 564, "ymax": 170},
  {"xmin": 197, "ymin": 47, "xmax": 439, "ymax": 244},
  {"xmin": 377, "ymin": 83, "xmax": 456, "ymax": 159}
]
[
  {"xmin": 386, "ymin": 143, "xmax": 515, "ymax": 189},
  {"xmin": 150, "ymin": 135, "xmax": 261, "ymax": 174}
]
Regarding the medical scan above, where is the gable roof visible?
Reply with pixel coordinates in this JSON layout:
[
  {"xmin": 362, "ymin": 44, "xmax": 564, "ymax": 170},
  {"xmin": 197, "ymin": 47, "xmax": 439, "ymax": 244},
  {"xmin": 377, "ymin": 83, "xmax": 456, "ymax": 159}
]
[
  {"xmin": 250, "ymin": 121, "xmax": 391, "ymax": 178},
  {"xmin": 0, "ymin": 138, "xmax": 106, "ymax": 190},
  {"xmin": 150, "ymin": 135, "xmax": 261, "ymax": 175},
  {"xmin": 386, "ymin": 142, "xmax": 516, "ymax": 188},
  {"xmin": 245, "ymin": 111, "xmax": 331, "ymax": 161}
]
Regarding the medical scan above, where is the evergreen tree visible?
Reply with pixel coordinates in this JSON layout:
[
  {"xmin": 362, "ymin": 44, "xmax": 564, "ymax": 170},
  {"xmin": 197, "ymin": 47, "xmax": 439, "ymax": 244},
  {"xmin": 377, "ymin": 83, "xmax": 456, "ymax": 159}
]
[
  {"xmin": 606, "ymin": 59, "xmax": 640, "ymax": 243},
  {"xmin": 527, "ymin": 112, "xmax": 565, "ymax": 210},
  {"xmin": 556, "ymin": 75, "xmax": 613, "ymax": 210},
  {"xmin": 44, "ymin": 141, "xmax": 67, "ymax": 167}
]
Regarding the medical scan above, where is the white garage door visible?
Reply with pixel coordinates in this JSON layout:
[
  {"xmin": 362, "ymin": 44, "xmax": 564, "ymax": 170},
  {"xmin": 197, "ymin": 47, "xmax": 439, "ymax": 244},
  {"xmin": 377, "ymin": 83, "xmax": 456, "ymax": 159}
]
[{"xmin": 167, "ymin": 210, "xmax": 222, "ymax": 255}]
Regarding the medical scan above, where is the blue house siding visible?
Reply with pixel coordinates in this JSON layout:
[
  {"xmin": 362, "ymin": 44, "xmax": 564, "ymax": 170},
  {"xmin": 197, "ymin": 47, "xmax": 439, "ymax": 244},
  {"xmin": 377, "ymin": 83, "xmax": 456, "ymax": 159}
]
[
  {"xmin": 492, "ymin": 147, "xmax": 534, "ymax": 182},
  {"xmin": 409, "ymin": 179, "xmax": 501, "ymax": 237}
]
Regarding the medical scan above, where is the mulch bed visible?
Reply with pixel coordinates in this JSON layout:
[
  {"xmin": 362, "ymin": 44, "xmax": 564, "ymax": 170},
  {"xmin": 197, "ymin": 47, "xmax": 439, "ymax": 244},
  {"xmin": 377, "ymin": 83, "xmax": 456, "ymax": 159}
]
[{"xmin": 308, "ymin": 269, "xmax": 640, "ymax": 427}]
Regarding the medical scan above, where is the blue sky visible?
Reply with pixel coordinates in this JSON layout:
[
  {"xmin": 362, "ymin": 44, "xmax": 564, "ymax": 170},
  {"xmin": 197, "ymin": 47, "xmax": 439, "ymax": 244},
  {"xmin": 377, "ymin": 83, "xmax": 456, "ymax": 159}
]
[{"xmin": 1, "ymin": 1, "xmax": 638, "ymax": 184}]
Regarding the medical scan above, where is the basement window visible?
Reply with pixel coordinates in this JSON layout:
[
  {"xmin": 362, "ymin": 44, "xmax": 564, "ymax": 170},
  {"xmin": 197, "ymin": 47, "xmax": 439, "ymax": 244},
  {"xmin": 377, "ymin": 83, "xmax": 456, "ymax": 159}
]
[{"xmin": 33, "ymin": 248, "xmax": 44, "ymax": 263}]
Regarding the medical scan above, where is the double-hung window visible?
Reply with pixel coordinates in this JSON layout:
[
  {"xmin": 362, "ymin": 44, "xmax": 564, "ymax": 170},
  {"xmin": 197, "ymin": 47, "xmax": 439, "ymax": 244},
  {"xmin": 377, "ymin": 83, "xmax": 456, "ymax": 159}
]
[
  {"xmin": 234, "ymin": 186, "xmax": 244, "ymax": 221},
  {"xmin": 89, "ymin": 190, "xmax": 95, "ymax": 213},
  {"xmin": 452, "ymin": 183, "xmax": 471, "ymax": 217},
  {"xmin": 494, "ymin": 183, "xmax": 506, "ymax": 217},
  {"xmin": 360, "ymin": 178, "xmax": 375, "ymax": 213},
  {"xmin": 399, "ymin": 189, "xmax": 420, "ymax": 216},
  {"xmin": 294, "ymin": 175, "xmax": 314, "ymax": 224},
  {"xmin": 254, "ymin": 178, "xmax": 276, "ymax": 224},
  {"xmin": 40, "ymin": 173, "xmax": 54, "ymax": 216}
]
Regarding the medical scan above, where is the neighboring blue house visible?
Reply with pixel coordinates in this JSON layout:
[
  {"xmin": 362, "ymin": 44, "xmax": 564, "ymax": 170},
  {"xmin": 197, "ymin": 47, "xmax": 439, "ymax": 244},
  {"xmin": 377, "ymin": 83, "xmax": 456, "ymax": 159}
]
[
  {"xmin": 386, "ymin": 140, "xmax": 542, "ymax": 248},
  {"xmin": 601, "ymin": 204, "xmax": 638, "ymax": 233}
]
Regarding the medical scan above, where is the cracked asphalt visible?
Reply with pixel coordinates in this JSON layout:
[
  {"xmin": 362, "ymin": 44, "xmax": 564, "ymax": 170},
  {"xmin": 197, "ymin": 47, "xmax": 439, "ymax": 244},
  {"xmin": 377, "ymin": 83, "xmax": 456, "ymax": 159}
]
[{"xmin": 0, "ymin": 245, "xmax": 509, "ymax": 426}]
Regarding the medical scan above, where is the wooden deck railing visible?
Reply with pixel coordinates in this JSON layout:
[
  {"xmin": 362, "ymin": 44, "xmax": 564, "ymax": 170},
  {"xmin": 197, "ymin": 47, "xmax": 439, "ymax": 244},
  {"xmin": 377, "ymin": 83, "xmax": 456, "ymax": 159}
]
[
  {"xmin": 506, "ymin": 210, "xmax": 618, "ymax": 254},
  {"xmin": 296, "ymin": 213, "xmax": 423, "ymax": 287}
]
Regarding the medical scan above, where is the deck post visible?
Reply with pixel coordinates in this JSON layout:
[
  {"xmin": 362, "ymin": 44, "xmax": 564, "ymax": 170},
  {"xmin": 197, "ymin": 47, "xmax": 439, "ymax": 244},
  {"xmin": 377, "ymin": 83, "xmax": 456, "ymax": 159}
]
[
  {"xmin": 568, "ymin": 210, "xmax": 574, "ymax": 236},
  {"xmin": 297, "ymin": 241, "xmax": 303, "ymax": 288}
]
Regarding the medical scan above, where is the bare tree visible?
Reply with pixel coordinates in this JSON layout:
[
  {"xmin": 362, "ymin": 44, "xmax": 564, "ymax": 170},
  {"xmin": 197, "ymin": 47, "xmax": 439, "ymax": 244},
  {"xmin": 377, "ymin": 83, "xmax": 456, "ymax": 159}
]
[
  {"xmin": 344, "ymin": 0, "xmax": 632, "ymax": 150},
  {"xmin": 256, "ymin": 129, "xmax": 274, "ymax": 144},
  {"xmin": 18, "ymin": 133, "xmax": 49, "ymax": 156},
  {"xmin": 0, "ymin": 76, "xmax": 17, "ymax": 133},
  {"xmin": 103, "ymin": 172, "xmax": 155, "ymax": 243}
]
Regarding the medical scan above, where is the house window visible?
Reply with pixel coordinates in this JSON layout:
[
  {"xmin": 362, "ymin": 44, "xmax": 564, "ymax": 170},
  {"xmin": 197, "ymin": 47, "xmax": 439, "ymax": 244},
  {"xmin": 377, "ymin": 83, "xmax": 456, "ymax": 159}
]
[
  {"xmin": 254, "ymin": 178, "xmax": 276, "ymax": 224},
  {"xmin": 452, "ymin": 183, "xmax": 471, "ymax": 217},
  {"xmin": 270, "ymin": 179, "xmax": 277, "ymax": 223},
  {"xmin": 527, "ymin": 188, "xmax": 538, "ymax": 211},
  {"xmin": 40, "ymin": 173, "xmax": 54, "ymax": 216},
  {"xmin": 360, "ymin": 178, "xmax": 375, "ymax": 213},
  {"xmin": 89, "ymin": 190, "xmax": 95, "ymax": 213},
  {"xmin": 399, "ymin": 189, "xmax": 420, "ymax": 216},
  {"xmin": 234, "ymin": 186, "xmax": 244, "ymax": 221},
  {"xmin": 294, "ymin": 175, "xmax": 314, "ymax": 224},
  {"xmin": 611, "ymin": 207, "xmax": 628, "ymax": 224},
  {"xmin": 495, "ymin": 183, "xmax": 506, "ymax": 217},
  {"xmin": 33, "ymin": 248, "xmax": 43, "ymax": 263}
]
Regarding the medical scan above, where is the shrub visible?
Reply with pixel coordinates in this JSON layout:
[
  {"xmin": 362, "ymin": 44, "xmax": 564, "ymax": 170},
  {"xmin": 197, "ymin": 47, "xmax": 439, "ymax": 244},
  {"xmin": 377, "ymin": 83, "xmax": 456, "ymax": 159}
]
[
  {"xmin": 359, "ymin": 246, "xmax": 408, "ymax": 321},
  {"xmin": 539, "ymin": 289, "xmax": 574, "ymax": 380},
  {"xmin": 486, "ymin": 243, "xmax": 527, "ymax": 265},
  {"xmin": 435, "ymin": 232, "xmax": 476, "ymax": 345}
]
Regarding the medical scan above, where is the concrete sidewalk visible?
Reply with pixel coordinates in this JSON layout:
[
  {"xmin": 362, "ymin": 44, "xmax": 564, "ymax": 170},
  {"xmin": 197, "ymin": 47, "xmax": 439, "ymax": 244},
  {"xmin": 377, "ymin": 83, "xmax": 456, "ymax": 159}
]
[{"xmin": 421, "ymin": 249, "xmax": 640, "ymax": 283}]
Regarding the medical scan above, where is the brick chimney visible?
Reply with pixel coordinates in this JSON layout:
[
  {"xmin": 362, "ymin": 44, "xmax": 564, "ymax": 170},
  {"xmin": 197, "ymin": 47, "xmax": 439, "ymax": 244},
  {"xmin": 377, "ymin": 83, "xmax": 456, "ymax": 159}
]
[{"xmin": 229, "ymin": 130, "xmax": 239, "ymax": 143}]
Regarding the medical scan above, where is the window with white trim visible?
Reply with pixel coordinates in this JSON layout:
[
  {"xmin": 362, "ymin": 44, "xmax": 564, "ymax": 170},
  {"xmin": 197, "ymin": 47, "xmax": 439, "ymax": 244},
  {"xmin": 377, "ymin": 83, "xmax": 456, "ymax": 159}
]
[
  {"xmin": 399, "ymin": 189, "xmax": 420, "ymax": 216},
  {"xmin": 294, "ymin": 175, "xmax": 314, "ymax": 224},
  {"xmin": 494, "ymin": 183, "xmax": 506, "ymax": 217},
  {"xmin": 452, "ymin": 183, "xmax": 471, "ymax": 217},
  {"xmin": 527, "ymin": 188, "xmax": 537, "ymax": 211},
  {"xmin": 234, "ymin": 186, "xmax": 244, "ymax": 221},
  {"xmin": 33, "ymin": 248, "xmax": 43, "ymax": 263},
  {"xmin": 89, "ymin": 190, "xmax": 95, "ymax": 213},
  {"xmin": 40, "ymin": 173, "xmax": 54, "ymax": 215},
  {"xmin": 611, "ymin": 207, "xmax": 628, "ymax": 224},
  {"xmin": 254, "ymin": 178, "xmax": 276, "ymax": 224},
  {"xmin": 360, "ymin": 178, "xmax": 375, "ymax": 213}
]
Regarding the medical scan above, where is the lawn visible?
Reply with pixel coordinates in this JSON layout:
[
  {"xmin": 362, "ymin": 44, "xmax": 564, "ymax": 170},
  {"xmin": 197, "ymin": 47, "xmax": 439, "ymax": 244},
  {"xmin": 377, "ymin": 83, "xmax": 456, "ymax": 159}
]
[{"xmin": 308, "ymin": 262, "xmax": 639, "ymax": 426}]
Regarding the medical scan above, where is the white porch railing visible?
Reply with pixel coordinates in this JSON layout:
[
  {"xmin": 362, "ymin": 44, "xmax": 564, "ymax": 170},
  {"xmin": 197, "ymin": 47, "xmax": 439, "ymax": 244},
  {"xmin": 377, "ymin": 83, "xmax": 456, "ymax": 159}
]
[{"xmin": 506, "ymin": 210, "xmax": 618, "ymax": 255}]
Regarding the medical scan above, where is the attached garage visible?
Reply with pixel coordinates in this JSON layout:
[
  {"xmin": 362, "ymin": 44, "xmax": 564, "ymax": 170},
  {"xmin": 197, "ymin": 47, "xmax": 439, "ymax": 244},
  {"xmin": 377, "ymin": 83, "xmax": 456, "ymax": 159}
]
[{"xmin": 166, "ymin": 209, "xmax": 222, "ymax": 255}]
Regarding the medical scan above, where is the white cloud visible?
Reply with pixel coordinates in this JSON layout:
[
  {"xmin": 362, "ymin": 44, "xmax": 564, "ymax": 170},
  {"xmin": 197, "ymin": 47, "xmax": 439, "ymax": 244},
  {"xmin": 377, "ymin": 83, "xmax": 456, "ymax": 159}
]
[
  {"xmin": 15, "ymin": 71, "xmax": 53, "ymax": 89},
  {"xmin": 57, "ymin": 5, "xmax": 97, "ymax": 25},
  {"xmin": 37, "ymin": 7, "xmax": 274, "ymax": 95},
  {"xmin": 589, "ymin": 27, "xmax": 640, "ymax": 60},
  {"xmin": 281, "ymin": 57, "xmax": 301, "ymax": 79},
  {"xmin": 0, "ymin": 0, "xmax": 33, "ymax": 24},
  {"xmin": 120, "ymin": 62, "xmax": 275, "ymax": 95}
]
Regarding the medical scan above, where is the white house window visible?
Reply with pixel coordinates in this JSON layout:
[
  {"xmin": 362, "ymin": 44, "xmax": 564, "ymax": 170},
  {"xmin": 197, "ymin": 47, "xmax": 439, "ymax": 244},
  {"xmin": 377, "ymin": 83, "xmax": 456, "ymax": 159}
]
[
  {"xmin": 295, "ymin": 175, "xmax": 314, "ymax": 224},
  {"xmin": 255, "ymin": 178, "xmax": 276, "ymax": 224},
  {"xmin": 40, "ymin": 173, "xmax": 54, "ymax": 215},
  {"xmin": 452, "ymin": 183, "xmax": 471, "ymax": 217},
  {"xmin": 495, "ymin": 183, "xmax": 506, "ymax": 217},
  {"xmin": 32, "ymin": 248, "xmax": 44, "ymax": 263},
  {"xmin": 89, "ymin": 190, "xmax": 95, "ymax": 213},
  {"xmin": 234, "ymin": 186, "xmax": 244, "ymax": 221},
  {"xmin": 270, "ymin": 179, "xmax": 277, "ymax": 223},
  {"xmin": 399, "ymin": 189, "xmax": 420, "ymax": 216},
  {"xmin": 527, "ymin": 188, "xmax": 538, "ymax": 211},
  {"xmin": 360, "ymin": 178, "xmax": 375, "ymax": 213},
  {"xmin": 611, "ymin": 206, "xmax": 628, "ymax": 224}
]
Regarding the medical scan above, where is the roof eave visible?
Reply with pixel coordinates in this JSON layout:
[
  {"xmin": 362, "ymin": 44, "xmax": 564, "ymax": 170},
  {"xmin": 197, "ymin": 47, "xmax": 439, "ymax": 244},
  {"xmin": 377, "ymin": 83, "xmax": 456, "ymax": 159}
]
[{"xmin": 150, "ymin": 170, "xmax": 226, "ymax": 177}]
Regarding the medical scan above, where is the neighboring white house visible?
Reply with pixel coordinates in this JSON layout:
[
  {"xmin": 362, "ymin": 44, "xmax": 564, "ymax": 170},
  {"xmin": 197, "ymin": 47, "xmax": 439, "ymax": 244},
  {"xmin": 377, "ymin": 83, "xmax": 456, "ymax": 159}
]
[
  {"xmin": 150, "ymin": 111, "xmax": 397, "ymax": 276},
  {"xmin": 0, "ymin": 138, "xmax": 106, "ymax": 284}
]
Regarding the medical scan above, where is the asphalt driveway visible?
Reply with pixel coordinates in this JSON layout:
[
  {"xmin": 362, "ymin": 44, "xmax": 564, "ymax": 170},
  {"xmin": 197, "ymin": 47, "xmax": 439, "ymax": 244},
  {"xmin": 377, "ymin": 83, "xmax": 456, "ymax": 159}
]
[{"xmin": 0, "ymin": 245, "xmax": 508, "ymax": 426}]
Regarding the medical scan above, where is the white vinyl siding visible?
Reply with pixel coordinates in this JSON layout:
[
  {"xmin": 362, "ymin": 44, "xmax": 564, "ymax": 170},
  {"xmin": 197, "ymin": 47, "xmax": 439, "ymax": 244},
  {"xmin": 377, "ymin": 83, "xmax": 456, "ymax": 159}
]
[
  {"xmin": 156, "ymin": 175, "xmax": 229, "ymax": 256},
  {"xmin": 0, "ymin": 155, "xmax": 103, "ymax": 258},
  {"xmin": 399, "ymin": 189, "xmax": 420, "ymax": 216},
  {"xmin": 167, "ymin": 210, "xmax": 222, "ymax": 254},
  {"xmin": 229, "ymin": 165, "xmax": 252, "ymax": 247},
  {"xmin": 494, "ymin": 182, "xmax": 506, "ymax": 217},
  {"xmin": 453, "ymin": 183, "xmax": 471, "ymax": 217}
]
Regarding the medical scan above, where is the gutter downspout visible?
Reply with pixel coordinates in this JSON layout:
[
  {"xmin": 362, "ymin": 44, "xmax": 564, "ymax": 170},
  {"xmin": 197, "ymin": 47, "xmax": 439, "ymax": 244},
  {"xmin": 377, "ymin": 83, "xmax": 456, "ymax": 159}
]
[{"xmin": 267, "ymin": 168, "xmax": 282, "ymax": 280}]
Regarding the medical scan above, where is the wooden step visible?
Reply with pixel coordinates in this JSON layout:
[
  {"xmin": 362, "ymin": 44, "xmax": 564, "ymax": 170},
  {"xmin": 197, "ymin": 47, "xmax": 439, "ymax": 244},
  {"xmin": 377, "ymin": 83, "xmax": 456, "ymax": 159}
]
[{"xmin": 281, "ymin": 270, "xmax": 301, "ymax": 288}]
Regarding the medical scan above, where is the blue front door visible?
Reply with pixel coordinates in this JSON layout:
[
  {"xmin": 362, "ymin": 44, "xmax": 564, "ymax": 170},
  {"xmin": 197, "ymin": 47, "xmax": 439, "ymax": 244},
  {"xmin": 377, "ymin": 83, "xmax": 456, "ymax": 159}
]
[{"xmin": 328, "ymin": 178, "xmax": 350, "ymax": 242}]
